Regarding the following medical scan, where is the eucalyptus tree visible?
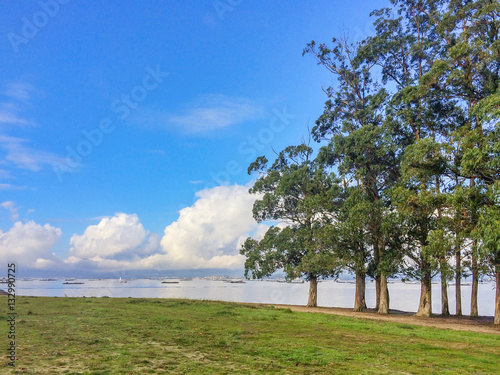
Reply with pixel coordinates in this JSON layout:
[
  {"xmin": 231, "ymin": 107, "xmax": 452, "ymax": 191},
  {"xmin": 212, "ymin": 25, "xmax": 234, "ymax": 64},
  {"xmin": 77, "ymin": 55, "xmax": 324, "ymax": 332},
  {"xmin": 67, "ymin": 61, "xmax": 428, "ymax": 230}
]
[
  {"xmin": 304, "ymin": 36, "xmax": 401, "ymax": 314},
  {"xmin": 419, "ymin": 0, "xmax": 500, "ymax": 317},
  {"xmin": 362, "ymin": 0, "xmax": 468, "ymax": 317},
  {"xmin": 240, "ymin": 144, "xmax": 342, "ymax": 307}
]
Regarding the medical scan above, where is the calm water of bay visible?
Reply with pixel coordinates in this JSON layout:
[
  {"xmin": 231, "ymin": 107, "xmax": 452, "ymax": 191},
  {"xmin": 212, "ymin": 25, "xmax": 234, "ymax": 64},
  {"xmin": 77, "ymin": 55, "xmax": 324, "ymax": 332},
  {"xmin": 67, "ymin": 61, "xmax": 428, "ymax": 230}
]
[{"xmin": 13, "ymin": 278, "xmax": 496, "ymax": 317}]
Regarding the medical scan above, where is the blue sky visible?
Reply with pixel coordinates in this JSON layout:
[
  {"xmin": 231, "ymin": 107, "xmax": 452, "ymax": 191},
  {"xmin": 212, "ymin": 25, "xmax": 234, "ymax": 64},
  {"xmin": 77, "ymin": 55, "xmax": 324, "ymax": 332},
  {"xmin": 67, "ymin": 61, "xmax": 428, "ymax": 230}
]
[{"xmin": 0, "ymin": 0, "xmax": 388, "ymax": 277}]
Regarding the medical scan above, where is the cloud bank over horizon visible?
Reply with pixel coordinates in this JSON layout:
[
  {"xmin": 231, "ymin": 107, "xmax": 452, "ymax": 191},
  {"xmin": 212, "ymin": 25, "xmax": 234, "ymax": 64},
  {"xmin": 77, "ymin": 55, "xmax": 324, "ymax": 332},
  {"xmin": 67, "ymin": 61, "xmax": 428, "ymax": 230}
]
[{"xmin": 1, "ymin": 184, "xmax": 265, "ymax": 275}]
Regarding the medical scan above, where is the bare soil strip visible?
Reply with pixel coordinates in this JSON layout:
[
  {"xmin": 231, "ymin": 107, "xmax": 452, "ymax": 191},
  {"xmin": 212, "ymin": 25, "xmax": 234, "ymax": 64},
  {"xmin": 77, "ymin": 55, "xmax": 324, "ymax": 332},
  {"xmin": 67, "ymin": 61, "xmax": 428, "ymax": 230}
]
[{"xmin": 242, "ymin": 303, "xmax": 500, "ymax": 335}]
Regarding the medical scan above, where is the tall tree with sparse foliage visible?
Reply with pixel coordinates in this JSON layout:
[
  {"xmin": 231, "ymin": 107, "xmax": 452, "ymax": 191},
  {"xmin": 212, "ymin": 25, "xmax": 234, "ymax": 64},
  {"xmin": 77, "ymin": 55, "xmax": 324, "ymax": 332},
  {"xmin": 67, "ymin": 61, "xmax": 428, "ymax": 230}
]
[{"xmin": 304, "ymin": 36, "xmax": 401, "ymax": 314}]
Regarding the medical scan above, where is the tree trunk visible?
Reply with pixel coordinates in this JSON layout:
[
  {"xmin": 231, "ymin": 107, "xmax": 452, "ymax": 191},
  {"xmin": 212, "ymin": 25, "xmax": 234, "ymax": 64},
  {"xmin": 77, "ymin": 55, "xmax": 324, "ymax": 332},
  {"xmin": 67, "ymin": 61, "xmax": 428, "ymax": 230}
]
[
  {"xmin": 374, "ymin": 242, "xmax": 381, "ymax": 311},
  {"xmin": 441, "ymin": 271, "xmax": 449, "ymax": 316},
  {"xmin": 470, "ymin": 177, "xmax": 479, "ymax": 318},
  {"xmin": 375, "ymin": 277, "xmax": 380, "ymax": 310},
  {"xmin": 455, "ymin": 246, "xmax": 462, "ymax": 316},
  {"xmin": 495, "ymin": 265, "xmax": 500, "ymax": 325},
  {"xmin": 471, "ymin": 242, "xmax": 479, "ymax": 318},
  {"xmin": 378, "ymin": 272, "xmax": 390, "ymax": 314},
  {"xmin": 454, "ymin": 181, "xmax": 463, "ymax": 317},
  {"xmin": 307, "ymin": 275, "xmax": 318, "ymax": 307},
  {"xmin": 416, "ymin": 269, "xmax": 432, "ymax": 317},
  {"xmin": 353, "ymin": 269, "xmax": 366, "ymax": 312},
  {"xmin": 361, "ymin": 273, "xmax": 367, "ymax": 310}
]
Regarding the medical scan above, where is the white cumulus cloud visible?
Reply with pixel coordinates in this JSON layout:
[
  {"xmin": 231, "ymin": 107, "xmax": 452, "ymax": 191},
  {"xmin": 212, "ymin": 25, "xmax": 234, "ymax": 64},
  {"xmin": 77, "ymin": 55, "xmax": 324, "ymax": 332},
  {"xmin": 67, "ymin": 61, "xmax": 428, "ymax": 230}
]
[
  {"xmin": 67, "ymin": 213, "xmax": 161, "ymax": 263},
  {"xmin": 0, "ymin": 221, "xmax": 62, "ymax": 269},
  {"xmin": 157, "ymin": 184, "xmax": 264, "ymax": 269}
]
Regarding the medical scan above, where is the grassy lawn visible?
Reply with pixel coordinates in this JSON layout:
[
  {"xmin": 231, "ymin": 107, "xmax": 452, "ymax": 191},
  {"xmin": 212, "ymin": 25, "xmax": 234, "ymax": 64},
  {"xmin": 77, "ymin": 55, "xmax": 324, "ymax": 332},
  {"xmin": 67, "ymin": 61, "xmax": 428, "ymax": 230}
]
[{"xmin": 1, "ymin": 296, "xmax": 499, "ymax": 374}]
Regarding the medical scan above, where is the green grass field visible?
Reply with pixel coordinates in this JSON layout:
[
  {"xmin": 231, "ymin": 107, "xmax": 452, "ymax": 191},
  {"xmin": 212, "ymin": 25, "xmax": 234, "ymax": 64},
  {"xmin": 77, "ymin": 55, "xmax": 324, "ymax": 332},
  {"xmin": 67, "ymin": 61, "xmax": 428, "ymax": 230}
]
[{"xmin": 1, "ymin": 296, "xmax": 499, "ymax": 374}]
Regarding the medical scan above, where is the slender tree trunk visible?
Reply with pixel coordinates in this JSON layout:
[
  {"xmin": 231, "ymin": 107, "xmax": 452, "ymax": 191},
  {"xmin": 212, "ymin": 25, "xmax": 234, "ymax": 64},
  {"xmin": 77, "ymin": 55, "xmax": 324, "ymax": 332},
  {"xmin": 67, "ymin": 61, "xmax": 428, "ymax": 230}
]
[
  {"xmin": 471, "ymin": 241, "xmax": 479, "ymax": 317},
  {"xmin": 455, "ymin": 177, "xmax": 462, "ymax": 317},
  {"xmin": 361, "ymin": 272, "xmax": 367, "ymax": 310},
  {"xmin": 470, "ymin": 177, "xmax": 479, "ymax": 318},
  {"xmin": 376, "ymin": 238, "xmax": 388, "ymax": 314},
  {"xmin": 374, "ymin": 242, "xmax": 381, "ymax": 311},
  {"xmin": 416, "ymin": 268, "xmax": 432, "ymax": 317},
  {"xmin": 441, "ymin": 269, "xmax": 449, "ymax": 316},
  {"xmin": 455, "ymin": 245, "xmax": 462, "ymax": 316},
  {"xmin": 495, "ymin": 264, "xmax": 500, "ymax": 325},
  {"xmin": 378, "ymin": 272, "xmax": 390, "ymax": 314},
  {"xmin": 435, "ymin": 176, "xmax": 449, "ymax": 316},
  {"xmin": 353, "ymin": 269, "xmax": 366, "ymax": 312},
  {"xmin": 307, "ymin": 275, "xmax": 318, "ymax": 307}
]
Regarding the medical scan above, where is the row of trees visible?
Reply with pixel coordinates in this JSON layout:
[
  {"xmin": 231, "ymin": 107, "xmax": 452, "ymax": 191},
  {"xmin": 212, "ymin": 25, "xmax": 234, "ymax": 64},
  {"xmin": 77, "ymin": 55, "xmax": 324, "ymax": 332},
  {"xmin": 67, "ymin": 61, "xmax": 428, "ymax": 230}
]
[{"xmin": 240, "ymin": 0, "xmax": 500, "ymax": 324}]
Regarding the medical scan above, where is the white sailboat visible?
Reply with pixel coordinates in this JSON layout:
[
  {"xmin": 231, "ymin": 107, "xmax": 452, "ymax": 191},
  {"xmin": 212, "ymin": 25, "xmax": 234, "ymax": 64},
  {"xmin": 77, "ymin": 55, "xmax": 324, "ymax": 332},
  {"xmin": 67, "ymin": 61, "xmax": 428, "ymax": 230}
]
[{"xmin": 119, "ymin": 277, "xmax": 127, "ymax": 283}]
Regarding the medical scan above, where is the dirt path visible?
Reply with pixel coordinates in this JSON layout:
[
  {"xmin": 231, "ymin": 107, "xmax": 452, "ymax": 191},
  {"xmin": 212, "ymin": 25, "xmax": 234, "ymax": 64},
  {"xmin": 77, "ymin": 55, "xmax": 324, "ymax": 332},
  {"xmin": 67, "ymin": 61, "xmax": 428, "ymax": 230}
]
[{"xmin": 244, "ymin": 303, "xmax": 500, "ymax": 335}]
